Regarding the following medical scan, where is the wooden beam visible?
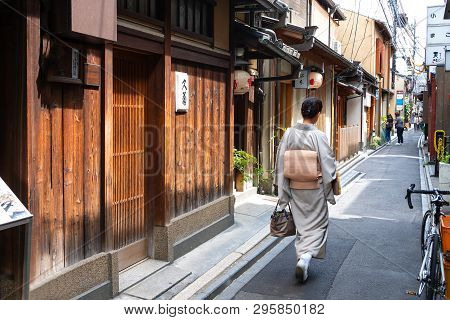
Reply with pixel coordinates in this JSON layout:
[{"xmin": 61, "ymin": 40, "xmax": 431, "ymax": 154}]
[
  {"xmin": 26, "ymin": 0, "xmax": 40, "ymax": 281},
  {"xmin": 103, "ymin": 43, "xmax": 114, "ymax": 251},
  {"xmin": 154, "ymin": 0, "xmax": 175, "ymax": 226},
  {"xmin": 225, "ymin": 0, "xmax": 234, "ymax": 195}
]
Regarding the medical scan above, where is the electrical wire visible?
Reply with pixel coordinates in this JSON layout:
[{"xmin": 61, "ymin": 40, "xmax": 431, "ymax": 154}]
[{"xmin": 350, "ymin": 0, "xmax": 362, "ymax": 60}]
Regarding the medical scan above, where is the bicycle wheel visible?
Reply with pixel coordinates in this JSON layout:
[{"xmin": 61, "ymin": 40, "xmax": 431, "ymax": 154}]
[
  {"xmin": 426, "ymin": 234, "xmax": 441, "ymax": 300},
  {"xmin": 421, "ymin": 211, "xmax": 432, "ymax": 257}
]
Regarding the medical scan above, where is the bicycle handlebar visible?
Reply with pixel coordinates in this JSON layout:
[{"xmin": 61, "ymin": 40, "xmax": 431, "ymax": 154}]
[{"xmin": 405, "ymin": 184, "xmax": 450, "ymax": 209}]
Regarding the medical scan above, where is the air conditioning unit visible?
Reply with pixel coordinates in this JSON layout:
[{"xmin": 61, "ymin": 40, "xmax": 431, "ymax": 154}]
[{"xmin": 332, "ymin": 40, "xmax": 342, "ymax": 55}]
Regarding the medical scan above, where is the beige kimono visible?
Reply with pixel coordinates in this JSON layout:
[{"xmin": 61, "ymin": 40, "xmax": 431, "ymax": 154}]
[{"xmin": 275, "ymin": 123, "xmax": 337, "ymax": 260}]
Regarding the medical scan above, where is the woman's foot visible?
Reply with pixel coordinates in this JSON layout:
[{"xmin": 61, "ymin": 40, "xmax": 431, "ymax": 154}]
[{"xmin": 296, "ymin": 252, "xmax": 312, "ymax": 283}]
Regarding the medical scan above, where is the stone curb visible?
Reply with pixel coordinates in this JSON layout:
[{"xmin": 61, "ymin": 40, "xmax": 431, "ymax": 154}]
[
  {"xmin": 171, "ymin": 226, "xmax": 273, "ymax": 300},
  {"xmin": 191, "ymin": 236, "xmax": 283, "ymax": 300}
]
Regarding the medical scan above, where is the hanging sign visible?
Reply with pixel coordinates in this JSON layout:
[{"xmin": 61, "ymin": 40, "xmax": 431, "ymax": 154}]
[
  {"xmin": 72, "ymin": 49, "xmax": 79, "ymax": 79},
  {"xmin": 175, "ymin": 71, "xmax": 189, "ymax": 113},
  {"xmin": 293, "ymin": 70, "xmax": 309, "ymax": 89},
  {"xmin": 426, "ymin": 5, "xmax": 450, "ymax": 66},
  {"xmin": 396, "ymin": 91, "xmax": 404, "ymax": 111},
  {"xmin": 427, "ymin": 6, "xmax": 447, "ymax": 26}
]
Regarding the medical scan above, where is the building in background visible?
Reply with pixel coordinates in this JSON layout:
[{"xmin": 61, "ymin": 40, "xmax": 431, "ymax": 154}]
[
  {"xmin": 232, "ymin": 0, "xmax": 378, "ymax": 195},
  {"xmin": 337, "ymin": 9, "xmax": 394, "ymax": 146}
]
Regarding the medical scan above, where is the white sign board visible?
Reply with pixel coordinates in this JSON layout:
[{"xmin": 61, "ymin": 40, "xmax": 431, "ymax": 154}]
[
  {"xmin": 396, "ymin": 91, "xmax": 404, "ymax": 111},
  {"xmin": 427, "ymin": 6, "xmax": 447, "ymax": 26},
  {"xmin": 175, "ymin": 71, "xmax": 189, "ymax": 112},
  {"xmin": 427, "ymin": 25, "xmax": 450, "ymax": 45},
  {"xmin": 426, "ymin": 5, "xmax": 450, "ymax": 66},
  {"xmin": 293, "ymin": 70, "xmax": 309, "ymax": 89},
  {"xmin": 426, "ymin": 45, "xmax": 446, "ymax": 66}
]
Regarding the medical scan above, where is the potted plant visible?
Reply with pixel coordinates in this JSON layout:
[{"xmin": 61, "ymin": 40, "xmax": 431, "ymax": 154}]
[
  {"xmin": 370, "ymin": 135, "xmax": 382, "ymax": 150},
  {"xmin": 233, "ymin": 149, "xmax": 257, "ymax": 192},
  {"xmin": 439, "ymin": 154, "xmax": 450, "ymax": 203}
]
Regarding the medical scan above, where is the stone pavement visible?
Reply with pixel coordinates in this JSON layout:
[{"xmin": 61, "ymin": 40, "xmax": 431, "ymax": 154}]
[{"xmin": 231, "ymin": 130, "xmax": 424, "ymax": 300}]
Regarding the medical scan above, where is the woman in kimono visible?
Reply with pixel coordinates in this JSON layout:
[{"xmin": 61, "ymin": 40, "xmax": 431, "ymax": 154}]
[{"xmin": 275, "ymin": 97, "xmax": 337, "ymax": 283}]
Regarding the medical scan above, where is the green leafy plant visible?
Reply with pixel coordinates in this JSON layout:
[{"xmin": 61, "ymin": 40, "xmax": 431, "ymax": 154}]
[
  {"xmin": 404, "ymin": 104, "xmax": 411, "ymax": 121},
  {"xmin": 370, "ymin": 136, "xmax": 382, "ymax": 150},
  {"xmin": 441, "ymin": 154, "xmax": 450, "ymax": 164},
  {"xmin": 269, "ymin": 126, "xmax": 287, "ymax": 143},
  {"xmin": 381, "ymin": 115, "xmax": 387, "ymax": 130},
  {"xmin": 233, "ymin": 149, "xmax": 258, "ymax": 182}
]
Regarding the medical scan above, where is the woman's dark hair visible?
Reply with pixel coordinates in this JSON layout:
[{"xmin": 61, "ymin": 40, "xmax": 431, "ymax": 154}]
[
  {"xmin": 395, "ymin": 112, "xmax": 400, "ymax": 117},
  {"xmin": 301, "ymin": 97, "xmax": 323, "ymax": 119}
]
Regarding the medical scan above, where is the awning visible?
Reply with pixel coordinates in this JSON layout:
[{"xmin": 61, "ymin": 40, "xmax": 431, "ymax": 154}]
[
  {"xmin": 338, "ymin": 81, "xmax": 363, "ymax": 95},
  {"xmin": 234, "ymin": 0, "xmax": 289, "ymax": 13},
  {"xmin": 297, "ymin": 37, "xmax": 354, "ymax": 70},
  {"xmin": 277, "ymin": 25, "xmax": 378, "ymax": 88},
  {"xmin": 316, "ymin": 0, "xmax": 346, "ymax": 21},
  {"xmin": 234, "ymin": 21, "xmax": 302, "ymax": 68}
]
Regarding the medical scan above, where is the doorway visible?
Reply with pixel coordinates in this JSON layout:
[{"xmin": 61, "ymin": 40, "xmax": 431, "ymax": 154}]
[{"xmin": 112, "ymin": 49, "xmax": 153, "ymax": 270}]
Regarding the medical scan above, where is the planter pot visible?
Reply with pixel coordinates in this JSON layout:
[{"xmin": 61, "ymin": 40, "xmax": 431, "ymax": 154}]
[
  {"xmin": 235, "ymin": 171, "xmax": 253, "ymax": 192},
  {"xmin": 439, "ymin": 162, "xmax": 450, "ymax": 204}
]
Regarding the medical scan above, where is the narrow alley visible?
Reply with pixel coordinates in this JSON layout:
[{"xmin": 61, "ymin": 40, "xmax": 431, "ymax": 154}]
[{"xmin": 230, "ymin": 130, "xmax": 424, "ymax": 300}]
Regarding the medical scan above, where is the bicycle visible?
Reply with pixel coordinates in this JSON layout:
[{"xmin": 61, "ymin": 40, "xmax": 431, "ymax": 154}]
[{"xmin": 405, "ymin": 184, "xmax": 450, "ymax": 299}]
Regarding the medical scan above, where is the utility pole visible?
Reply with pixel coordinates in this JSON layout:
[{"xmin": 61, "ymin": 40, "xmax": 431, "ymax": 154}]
[
  {"xmin": 390, "ymin": 0, "xmax": 398, "ymax": 88},
  {"xmin": 411, "ymin": 20, "xmax": 416, "ymax": 94}
]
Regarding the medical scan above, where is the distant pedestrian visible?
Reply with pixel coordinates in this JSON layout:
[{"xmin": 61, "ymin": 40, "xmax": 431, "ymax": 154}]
[
  {"xmin": 275, "ymin": 97, "xmax": 338, "ymax": 283},
  {"xmin": 413, "ymin": 113, "xmax": 419, "ymax": 131},
  {"xmin": 385, "ymin": 114, "xmax": 393, "ymax": 144},
  {"xmin": 419, "ymin": 114, "xmax": 424, "ymax": 131},
  {"xmin": 395, "ymin": 112, "xmax": 404, "ymax": 145}
]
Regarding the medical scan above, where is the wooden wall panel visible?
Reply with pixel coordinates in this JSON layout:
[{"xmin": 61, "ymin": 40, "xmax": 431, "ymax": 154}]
[
  {"xmin": 172, "ymin": 61, "xmax": 228, "ymax": 217},
  {"xmin": 145, "ymin": 55, "xmax": 164, "ymax": 254},
  {"xmin": 29, "ymin": 47, "xmax": 102, "ymax": 282},
  {"xmin": 203, "ymin": 68, "xmax": 212, "ymax": 204},
  {"xmin": 63, "ymin": 86, "xmax": 85, "ymax": 266},
  {"xmin": 84, "ymin": 50, "xmax": 102, "ymax": 258},
  {"xmin": 218, "ymin": 72, "xmax": 226, "ymax": 197},
  {"xmin": 186, "ymin": 65, "xmax": 195, "ymax": 212},
  {"xmin": 195, "ymin": 66, "xmax": 205, "ymax": 207}
]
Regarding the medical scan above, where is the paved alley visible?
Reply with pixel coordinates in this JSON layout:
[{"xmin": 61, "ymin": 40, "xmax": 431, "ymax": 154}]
[{"xmin": 231, "ymin": 130, "xmax": 424, "ymax": 300}]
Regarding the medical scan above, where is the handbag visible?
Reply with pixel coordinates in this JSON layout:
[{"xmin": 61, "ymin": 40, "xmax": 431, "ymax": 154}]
[
  {"xmin": 332, "ymin": 171, "xmax": 341, "ymax": 196},
  {"xmin": 270, "ymin": 201, "xmax": 296, "ymax": 237},
  {"xmin": 283, "ymin": 150, "xmax": 322, "ymax": 190}
]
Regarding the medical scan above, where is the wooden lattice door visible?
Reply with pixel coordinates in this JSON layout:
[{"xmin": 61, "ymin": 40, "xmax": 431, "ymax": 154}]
[{"xmin": 112, "ymin": 50, "xmax": 148, "ymax": 259}]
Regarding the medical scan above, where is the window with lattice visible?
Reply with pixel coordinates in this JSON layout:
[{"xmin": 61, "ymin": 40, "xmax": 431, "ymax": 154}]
[
  {"xmin": 118, "ymin": 0, "xmax": 164, "ymax": 22},
  {"xmin": 171, "ymin": 0, "xmax": 215, "ymax": 40}
]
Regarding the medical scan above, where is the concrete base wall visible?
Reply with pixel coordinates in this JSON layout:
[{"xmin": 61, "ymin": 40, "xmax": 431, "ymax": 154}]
[
  {"xmin": 153, "ymin": 195, "xmax": 235, "ymax": 261},
  {"xmin": 30, "ymin": 252, "xmax": 119, "ymax": 300}
]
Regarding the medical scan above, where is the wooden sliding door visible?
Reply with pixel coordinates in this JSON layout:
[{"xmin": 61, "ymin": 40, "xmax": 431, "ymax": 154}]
[{"xmin": 112, "ymin": 50, "xmax": 149, "ymax": 269}]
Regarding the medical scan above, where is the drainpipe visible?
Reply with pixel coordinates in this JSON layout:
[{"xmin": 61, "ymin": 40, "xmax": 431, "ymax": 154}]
[
  {"xmin": 333, "ymin": 70, "xmax": 338, "ymax": 153},
  {"xmin": 256, "ymin": 59, "xmax": 263, "ymax": 193},
  {"xmin": 308, "ymin": 0, "xmax": 312, "ymax": 27},
  {"xmin": 360, "ymin": 92, "xmax": 364, "ymax": 150},
  {"xmin": 258, "ymin": 27, "xmax": 278, "ymax": 43},
  {"xmin": 328, "ymin": 9, "xmax": 331, "ymax": 47},
  {"xmin": 273, "ymin": 58, "xmax": 281, "ymax": 170}
]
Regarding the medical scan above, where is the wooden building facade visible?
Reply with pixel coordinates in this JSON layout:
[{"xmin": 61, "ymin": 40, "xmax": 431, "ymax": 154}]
[{"xmin": 0, "ymin": 0, "xmax": 233, "ymax": 299}]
